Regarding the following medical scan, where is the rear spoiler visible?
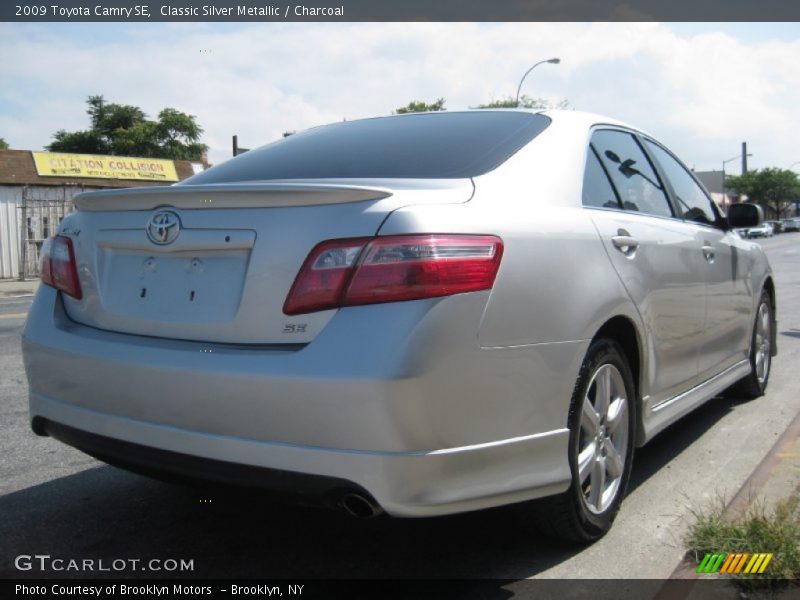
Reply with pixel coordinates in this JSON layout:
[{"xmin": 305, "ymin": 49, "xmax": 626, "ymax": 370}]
[{"xmin": 72, "ymin": 182, "xmax": 393, "ymax": 211}]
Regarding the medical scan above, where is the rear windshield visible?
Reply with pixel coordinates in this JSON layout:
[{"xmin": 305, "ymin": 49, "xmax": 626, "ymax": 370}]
[{"xmin": 183, "ymin": 111, "xmax": 550, "ymax": 184}]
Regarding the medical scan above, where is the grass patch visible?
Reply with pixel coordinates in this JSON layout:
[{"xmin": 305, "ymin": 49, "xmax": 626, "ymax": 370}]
[{"xmin": 685, "ymin": 495, "xmax": 800, "ymax": 588}]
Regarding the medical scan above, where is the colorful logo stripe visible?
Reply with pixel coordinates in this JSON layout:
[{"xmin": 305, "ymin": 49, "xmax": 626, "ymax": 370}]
[{"xmin": 697, "ymin": 552, "xmax": 773, "ymax": 574}]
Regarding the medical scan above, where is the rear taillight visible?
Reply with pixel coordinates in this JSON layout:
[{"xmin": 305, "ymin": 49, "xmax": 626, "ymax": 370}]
[
  {"xmin": 39, "ymin": 235, "xmax": 82, "ymax": 300},
  {"xmin": 282, "ymin": 238, "xmax": 371, "ymax": 316},
  {"xmin": 283, "ymin": 234, "xmax": 503, "ymax": 315}
]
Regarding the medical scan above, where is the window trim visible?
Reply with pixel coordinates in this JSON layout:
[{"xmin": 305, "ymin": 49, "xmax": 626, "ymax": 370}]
[
  {"xmin": 582, "ymin": 143, "xmax": 623, "ymax": 210},
  {"xmin": 637, "ymin": 135, "xmax": 727, "ymax": 231},
  {"xmin": 584, "ymin": 125, "xmax": 677, "ymax": 220}
]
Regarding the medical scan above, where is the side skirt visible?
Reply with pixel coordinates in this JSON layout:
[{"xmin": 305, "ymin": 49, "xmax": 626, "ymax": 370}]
[{"xmin": 640, "ymin": 360, "xmax": 751, "ymax": 445}]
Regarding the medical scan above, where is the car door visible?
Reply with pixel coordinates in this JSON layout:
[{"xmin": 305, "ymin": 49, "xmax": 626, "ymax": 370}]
[
  {"xmin": 584, "ymin": 128, "xmax": 708, "ymax": 405},
  {"xmin": 641, "ymin": 138, "xmax": 753, "ymax": 379}
]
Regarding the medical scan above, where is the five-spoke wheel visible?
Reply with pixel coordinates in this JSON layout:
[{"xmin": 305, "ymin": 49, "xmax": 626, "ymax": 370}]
[
  {"xmin": 578, "ymin": 363, "xmax": 629, "ymax": 515},
  {"xmin": 727, "ymin": 289, "xmax": 773, "ymax": 399},
  {"xmin": 530, "ymin": 338, "xmax": 636, "ymax": 542}
]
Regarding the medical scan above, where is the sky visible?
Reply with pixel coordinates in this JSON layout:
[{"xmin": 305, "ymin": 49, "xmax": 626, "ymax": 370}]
[{"xmin": 1, "ymin": 21, "xmax": 799, "ymax": 174}]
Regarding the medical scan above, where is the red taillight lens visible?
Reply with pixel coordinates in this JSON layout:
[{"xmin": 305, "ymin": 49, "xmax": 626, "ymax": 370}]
[
  {"xmin": 344, "ymin": 235, "xmax": 503, "ymax": 305},
  {"xmin": 39, "ymin": 235, "xmax": 82, "ymax": 300},
  {"xmin": 282, "ymin": 238, "xmax": 371, "ymax": 315},
  {"xmin": 283, "ymin": 234, "xmax": 503, "ymax": 315}
]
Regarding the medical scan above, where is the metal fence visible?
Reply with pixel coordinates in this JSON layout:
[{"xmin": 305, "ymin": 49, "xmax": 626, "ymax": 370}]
[{"xmin": 17, "ymin": 185, "xmax": 79, "ymax": 280}]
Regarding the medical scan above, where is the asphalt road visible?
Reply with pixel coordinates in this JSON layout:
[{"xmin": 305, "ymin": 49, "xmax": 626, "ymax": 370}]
[{"xmin": 1, "ymin": 234, "xmax": 799, "ymax": 582}]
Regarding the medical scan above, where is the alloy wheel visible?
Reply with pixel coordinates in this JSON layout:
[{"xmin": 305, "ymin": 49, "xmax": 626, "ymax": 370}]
[
  {"xmin": 754, "ymin": 301, "xmax": 771, "ymax": 385},
  {"xmin": 577, "ymin": 363, "xmax": 629, "ymax": 514}
]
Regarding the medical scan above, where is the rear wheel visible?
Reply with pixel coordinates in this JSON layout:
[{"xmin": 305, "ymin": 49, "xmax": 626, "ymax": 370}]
[
  {"xmin": 727, "ymin": 290, "xmax": 773, "ymax": 399},
  {"xmin": 528, "ymin": 338, "xmax": 636, "ymax": 543}
]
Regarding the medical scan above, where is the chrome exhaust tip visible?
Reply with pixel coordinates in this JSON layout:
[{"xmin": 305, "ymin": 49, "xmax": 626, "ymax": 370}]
[{"xmin": 340, "ymin": 492, "xmax": 383, "ymax": 518}]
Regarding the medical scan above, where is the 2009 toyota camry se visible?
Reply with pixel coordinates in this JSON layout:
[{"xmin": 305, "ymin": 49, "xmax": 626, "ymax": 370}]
[{"xmin": 23, "ymin": 109, "xmax": 776, "ymax": 542}]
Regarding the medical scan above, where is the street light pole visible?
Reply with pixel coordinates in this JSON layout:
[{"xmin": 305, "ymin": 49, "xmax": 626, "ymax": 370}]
[
  {"xmin": 742, "ymin": 142, "xmax": 748, "ymax": 174},
  {"xmin": 721, "ymin": 155, "xmax": 739, "ymax": 204},
  {"xmin": 515, "ymin": 57, "xmax": 560, "ymax": 108},
  {"xmin": 722, "ymin": 151, "xmax": 753, "ymax": 206}
]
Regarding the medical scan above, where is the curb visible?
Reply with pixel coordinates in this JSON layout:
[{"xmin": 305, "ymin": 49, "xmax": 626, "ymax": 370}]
[
  {"xmin": 654, "ymin": 404, "xmax": 800, "ymax": 596},
  {"xmin": 0, "ymin": 279, "xmax": 40, "ymax": 298}
]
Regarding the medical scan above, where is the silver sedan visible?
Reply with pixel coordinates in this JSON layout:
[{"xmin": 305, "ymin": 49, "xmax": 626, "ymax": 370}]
[{"xmin": 23, "ymin": 109, "xmax": 775, "ymax": 542}]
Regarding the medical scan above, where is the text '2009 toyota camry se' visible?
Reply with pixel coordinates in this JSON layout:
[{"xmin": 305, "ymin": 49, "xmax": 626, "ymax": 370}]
[{"xmin": 23, "ymin": 109, "xmax": 776, "ymax": 541}]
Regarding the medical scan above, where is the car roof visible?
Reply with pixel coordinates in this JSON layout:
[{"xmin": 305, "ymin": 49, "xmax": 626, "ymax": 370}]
[
  {"xmin": 325, "ymin": 108, "xmax": 648, "ymax": 138},
  {"xmin": 539, "ymin": 108, "xmax": 652, "ymax": 137}
]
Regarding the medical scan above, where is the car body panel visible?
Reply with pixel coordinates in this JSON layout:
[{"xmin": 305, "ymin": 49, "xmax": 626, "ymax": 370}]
[
  {"xmin": 25, "ymin": 284, "xmax": 588, "ymax": 454},
  {"xmin": 694, "ymin": 223, "xmax": 757, "ymax": 379},
  {"xmin": 588, "ymin": 208, "xmax": 706, "ymax": 404},
  {"xmin": 24, "ymin": 284, "xmax": 577, "ymax": 516},
  {"xmin": 58, "ymin": 180, "xmax": 473, "ymax": 345}
]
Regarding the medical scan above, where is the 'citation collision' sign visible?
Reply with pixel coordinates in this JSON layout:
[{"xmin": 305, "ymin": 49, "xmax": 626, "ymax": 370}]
[{"xmin": 33, "ymin": 151, "xmax": 179, "ymax": 182}]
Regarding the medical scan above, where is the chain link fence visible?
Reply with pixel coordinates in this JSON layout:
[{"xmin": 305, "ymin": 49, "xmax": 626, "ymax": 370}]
[{"xmin": 17, "ymin": 185, "xmax": 80, "ymax": 280}]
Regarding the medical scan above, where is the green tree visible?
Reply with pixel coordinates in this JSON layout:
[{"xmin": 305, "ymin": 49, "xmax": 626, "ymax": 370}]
[
  {"xmin": 49, "ymin": 129, "xmax": 107, "ymax": 154},
  {"xmin": 47, "ymin": 95, "xmax": 207, "ymax": 160},
  {"xmin": 0, "ymin": 137, "xmax": 8, "ymax": 150},
  {"xmin": 87, "ymin": 95, "xmax": 147, "ymax": 143},
  {"xmin": 393, "ymin": 98, "xmax": 446, "ymax": 114},
  {"xmin": 153, "ymin": 108, "xmax": 206, "ymax": 160},
  {"xmin": 474, "ymin": 95, "xmax": 569, "ymax": 109},
  {"xmin": 726, "ymin": 168, "xmax": 800, "ymax": 219}
]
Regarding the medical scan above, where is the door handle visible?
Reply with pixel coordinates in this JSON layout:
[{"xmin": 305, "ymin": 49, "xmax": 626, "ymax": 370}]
[
  {"xmin": 611, "ymin": 234, "xmax": 639, "ymax": 257},
  {"xmin": 702, "ymin": 242, "xmax": 715, "ymax": 263}
]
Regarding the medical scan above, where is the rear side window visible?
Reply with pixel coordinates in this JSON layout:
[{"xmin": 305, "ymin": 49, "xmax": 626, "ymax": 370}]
[
  {"xmin": 591, "ymin": 130, "xmax": 673, "ymax": 218},
  {"xmin": 644, "ymin": 140, "xmax": 720, "ymax": 226},
  {"xmin": 582, "ymin": 147, "xmax": 622, "ymax": 209},
  {"xmin": 183, "ymin": 112, "xmax": 551, "ymax": 184}
]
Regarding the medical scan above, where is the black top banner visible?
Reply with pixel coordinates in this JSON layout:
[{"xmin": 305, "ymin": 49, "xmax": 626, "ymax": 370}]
[{"xmin": 3, "ymin": 0, "xmax": 800, "ymax": 22}]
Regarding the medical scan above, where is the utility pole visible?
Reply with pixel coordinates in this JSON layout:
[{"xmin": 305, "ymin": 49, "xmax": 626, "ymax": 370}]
[
  {"xmin": 232, "ymin": 135, "xmax": 250, "ymax": 156},
  {"xmin": 742, "ymin": 142, "xmax": 748, "ymax": 174}
]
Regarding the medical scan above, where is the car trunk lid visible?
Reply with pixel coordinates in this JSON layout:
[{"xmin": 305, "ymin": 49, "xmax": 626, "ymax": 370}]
[{"xmin": 59, "ymin": 179, "xmax": 473, "ymax": 344}]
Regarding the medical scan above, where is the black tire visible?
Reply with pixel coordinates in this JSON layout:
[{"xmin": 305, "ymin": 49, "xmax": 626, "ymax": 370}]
[
  {"xmin": 528, "ymin": 338, "xmax": 637, "ymax": 543},
  {"xmin": 726, "ymin": 290, "xmax": 773, "ymax": 400}
]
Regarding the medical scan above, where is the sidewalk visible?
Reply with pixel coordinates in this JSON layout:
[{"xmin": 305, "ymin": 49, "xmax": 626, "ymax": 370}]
[
  {"xmin": 0, "ymin": 278, "xmax": 39, "ymax": 298},
  {"xmin": 726, "ymin": 407, "xmax": 800, "ymax": 518},
  {"xmin": 666, "ymin": 406, "xmax": 800, "ymax": 589}
]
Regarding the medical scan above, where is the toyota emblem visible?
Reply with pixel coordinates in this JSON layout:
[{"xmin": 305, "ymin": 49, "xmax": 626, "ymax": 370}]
[{"xmin": 146, "ymin": 210, "xmax": 181, "ymax": 245}]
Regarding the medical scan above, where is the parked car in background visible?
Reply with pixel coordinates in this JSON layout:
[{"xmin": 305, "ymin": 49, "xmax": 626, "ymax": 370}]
[
  {"xmin": 766, "ymin": 220, "xmax": 783, "ymax": 234},
  {"xmin": 748, "ymin": 222, "xmax": 774, "ymax": 238},
  {"xmin": 782, "ymin": 218, "xmax": 800, "ymax": 232},
  {"xmin": 23, "ymin": 110, "xmax": 776, "ymax": 543}
]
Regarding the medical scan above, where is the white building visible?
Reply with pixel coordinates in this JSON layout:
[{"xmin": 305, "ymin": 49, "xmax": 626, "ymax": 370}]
[{"xmin": 0, "ymin": 150, "xmax": 200, "ymax": 279}]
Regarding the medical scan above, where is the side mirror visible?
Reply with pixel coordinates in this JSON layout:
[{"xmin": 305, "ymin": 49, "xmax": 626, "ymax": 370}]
[{"xmin": 728, "ymin": 203, "xmax": 763, "ymax": 229}]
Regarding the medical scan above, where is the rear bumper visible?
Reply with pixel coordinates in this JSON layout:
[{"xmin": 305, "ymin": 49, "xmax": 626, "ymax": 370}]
[
  {"xmin": 23, "ymin": 286, "xmax": 581, "ymax": 517},
  {"xmin": 34, "ymin": 418, "xmax": 366, "ymax": 508},
  {"xmin": 29, "ymin": 397, "xmax": 569, "ymax": 516}
]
